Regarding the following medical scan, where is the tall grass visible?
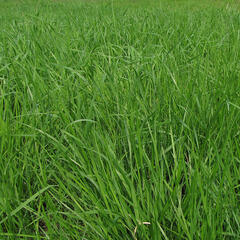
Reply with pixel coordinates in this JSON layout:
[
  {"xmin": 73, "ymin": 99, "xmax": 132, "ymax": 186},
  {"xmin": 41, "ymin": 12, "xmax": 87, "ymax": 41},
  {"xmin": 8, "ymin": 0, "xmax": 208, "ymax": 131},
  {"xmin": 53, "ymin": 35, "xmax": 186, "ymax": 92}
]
[{"xmin": 0, "ymin": 0, "xmax": 240, "ymax": 239}]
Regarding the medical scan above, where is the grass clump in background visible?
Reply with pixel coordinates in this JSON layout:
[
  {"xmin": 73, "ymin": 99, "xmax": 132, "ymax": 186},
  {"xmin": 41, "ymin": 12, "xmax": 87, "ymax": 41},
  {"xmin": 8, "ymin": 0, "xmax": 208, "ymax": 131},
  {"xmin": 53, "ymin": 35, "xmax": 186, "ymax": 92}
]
[{"xmin": 0, "ymin": 0, "xmax": 240, "ymax": 239}]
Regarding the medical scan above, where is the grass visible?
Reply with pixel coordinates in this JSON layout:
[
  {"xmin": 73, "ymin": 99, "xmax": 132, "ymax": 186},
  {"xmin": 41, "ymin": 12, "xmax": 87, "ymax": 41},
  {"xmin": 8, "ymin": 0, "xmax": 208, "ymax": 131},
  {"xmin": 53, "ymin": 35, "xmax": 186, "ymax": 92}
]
[{"xmin": 0, "ymin": 0, "xmax": 240, "ymax": 239}]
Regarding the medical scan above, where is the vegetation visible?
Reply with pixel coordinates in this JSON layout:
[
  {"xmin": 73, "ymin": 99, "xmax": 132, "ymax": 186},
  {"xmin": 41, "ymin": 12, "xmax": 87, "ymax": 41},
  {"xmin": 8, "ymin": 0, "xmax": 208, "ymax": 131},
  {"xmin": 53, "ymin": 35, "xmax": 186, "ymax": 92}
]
[{"xmin": 1, "ymin": 0, "xmax": 240, "ymax": 239}]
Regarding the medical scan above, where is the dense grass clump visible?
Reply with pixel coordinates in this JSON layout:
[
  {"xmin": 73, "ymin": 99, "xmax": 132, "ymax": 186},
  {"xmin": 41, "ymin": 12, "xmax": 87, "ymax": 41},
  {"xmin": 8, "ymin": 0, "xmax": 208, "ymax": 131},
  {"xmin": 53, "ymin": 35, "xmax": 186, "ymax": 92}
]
[{"xmin": 1, "ymin": 0, "xmax": 240, "ymax": 239}]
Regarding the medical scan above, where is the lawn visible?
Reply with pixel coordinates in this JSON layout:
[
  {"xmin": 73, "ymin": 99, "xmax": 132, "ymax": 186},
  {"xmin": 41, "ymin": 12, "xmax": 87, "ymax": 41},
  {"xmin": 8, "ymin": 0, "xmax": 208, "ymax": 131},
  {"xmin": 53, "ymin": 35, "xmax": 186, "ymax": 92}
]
[{"xmin": 0, "ymin": 0, "xmax": 240, "ymax": 239}]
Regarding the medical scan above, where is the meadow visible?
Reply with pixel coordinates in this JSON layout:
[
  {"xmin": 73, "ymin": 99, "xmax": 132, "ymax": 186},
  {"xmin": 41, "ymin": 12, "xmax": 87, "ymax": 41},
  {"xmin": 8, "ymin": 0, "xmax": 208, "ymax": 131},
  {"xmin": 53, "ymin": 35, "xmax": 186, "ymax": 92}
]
[{"xmin": 1, "ymin": 0, "xmax": 240, "ymax": 239}]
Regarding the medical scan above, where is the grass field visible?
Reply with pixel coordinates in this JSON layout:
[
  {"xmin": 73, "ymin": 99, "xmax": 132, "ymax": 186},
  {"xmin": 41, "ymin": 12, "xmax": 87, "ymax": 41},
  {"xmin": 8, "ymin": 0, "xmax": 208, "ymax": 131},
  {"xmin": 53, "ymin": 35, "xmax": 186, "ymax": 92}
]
[{"xmin": 1, "ymin": 0, "xmax": 240, "ymax": 239}]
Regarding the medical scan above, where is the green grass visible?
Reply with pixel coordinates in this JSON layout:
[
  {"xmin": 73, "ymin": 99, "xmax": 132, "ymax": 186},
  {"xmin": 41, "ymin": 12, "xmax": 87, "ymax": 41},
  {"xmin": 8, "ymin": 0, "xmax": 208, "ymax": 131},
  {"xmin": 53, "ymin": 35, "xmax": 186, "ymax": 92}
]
[{"xmin": 1, "ymin": 0, "xmax": 240, "ymax": 239}]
